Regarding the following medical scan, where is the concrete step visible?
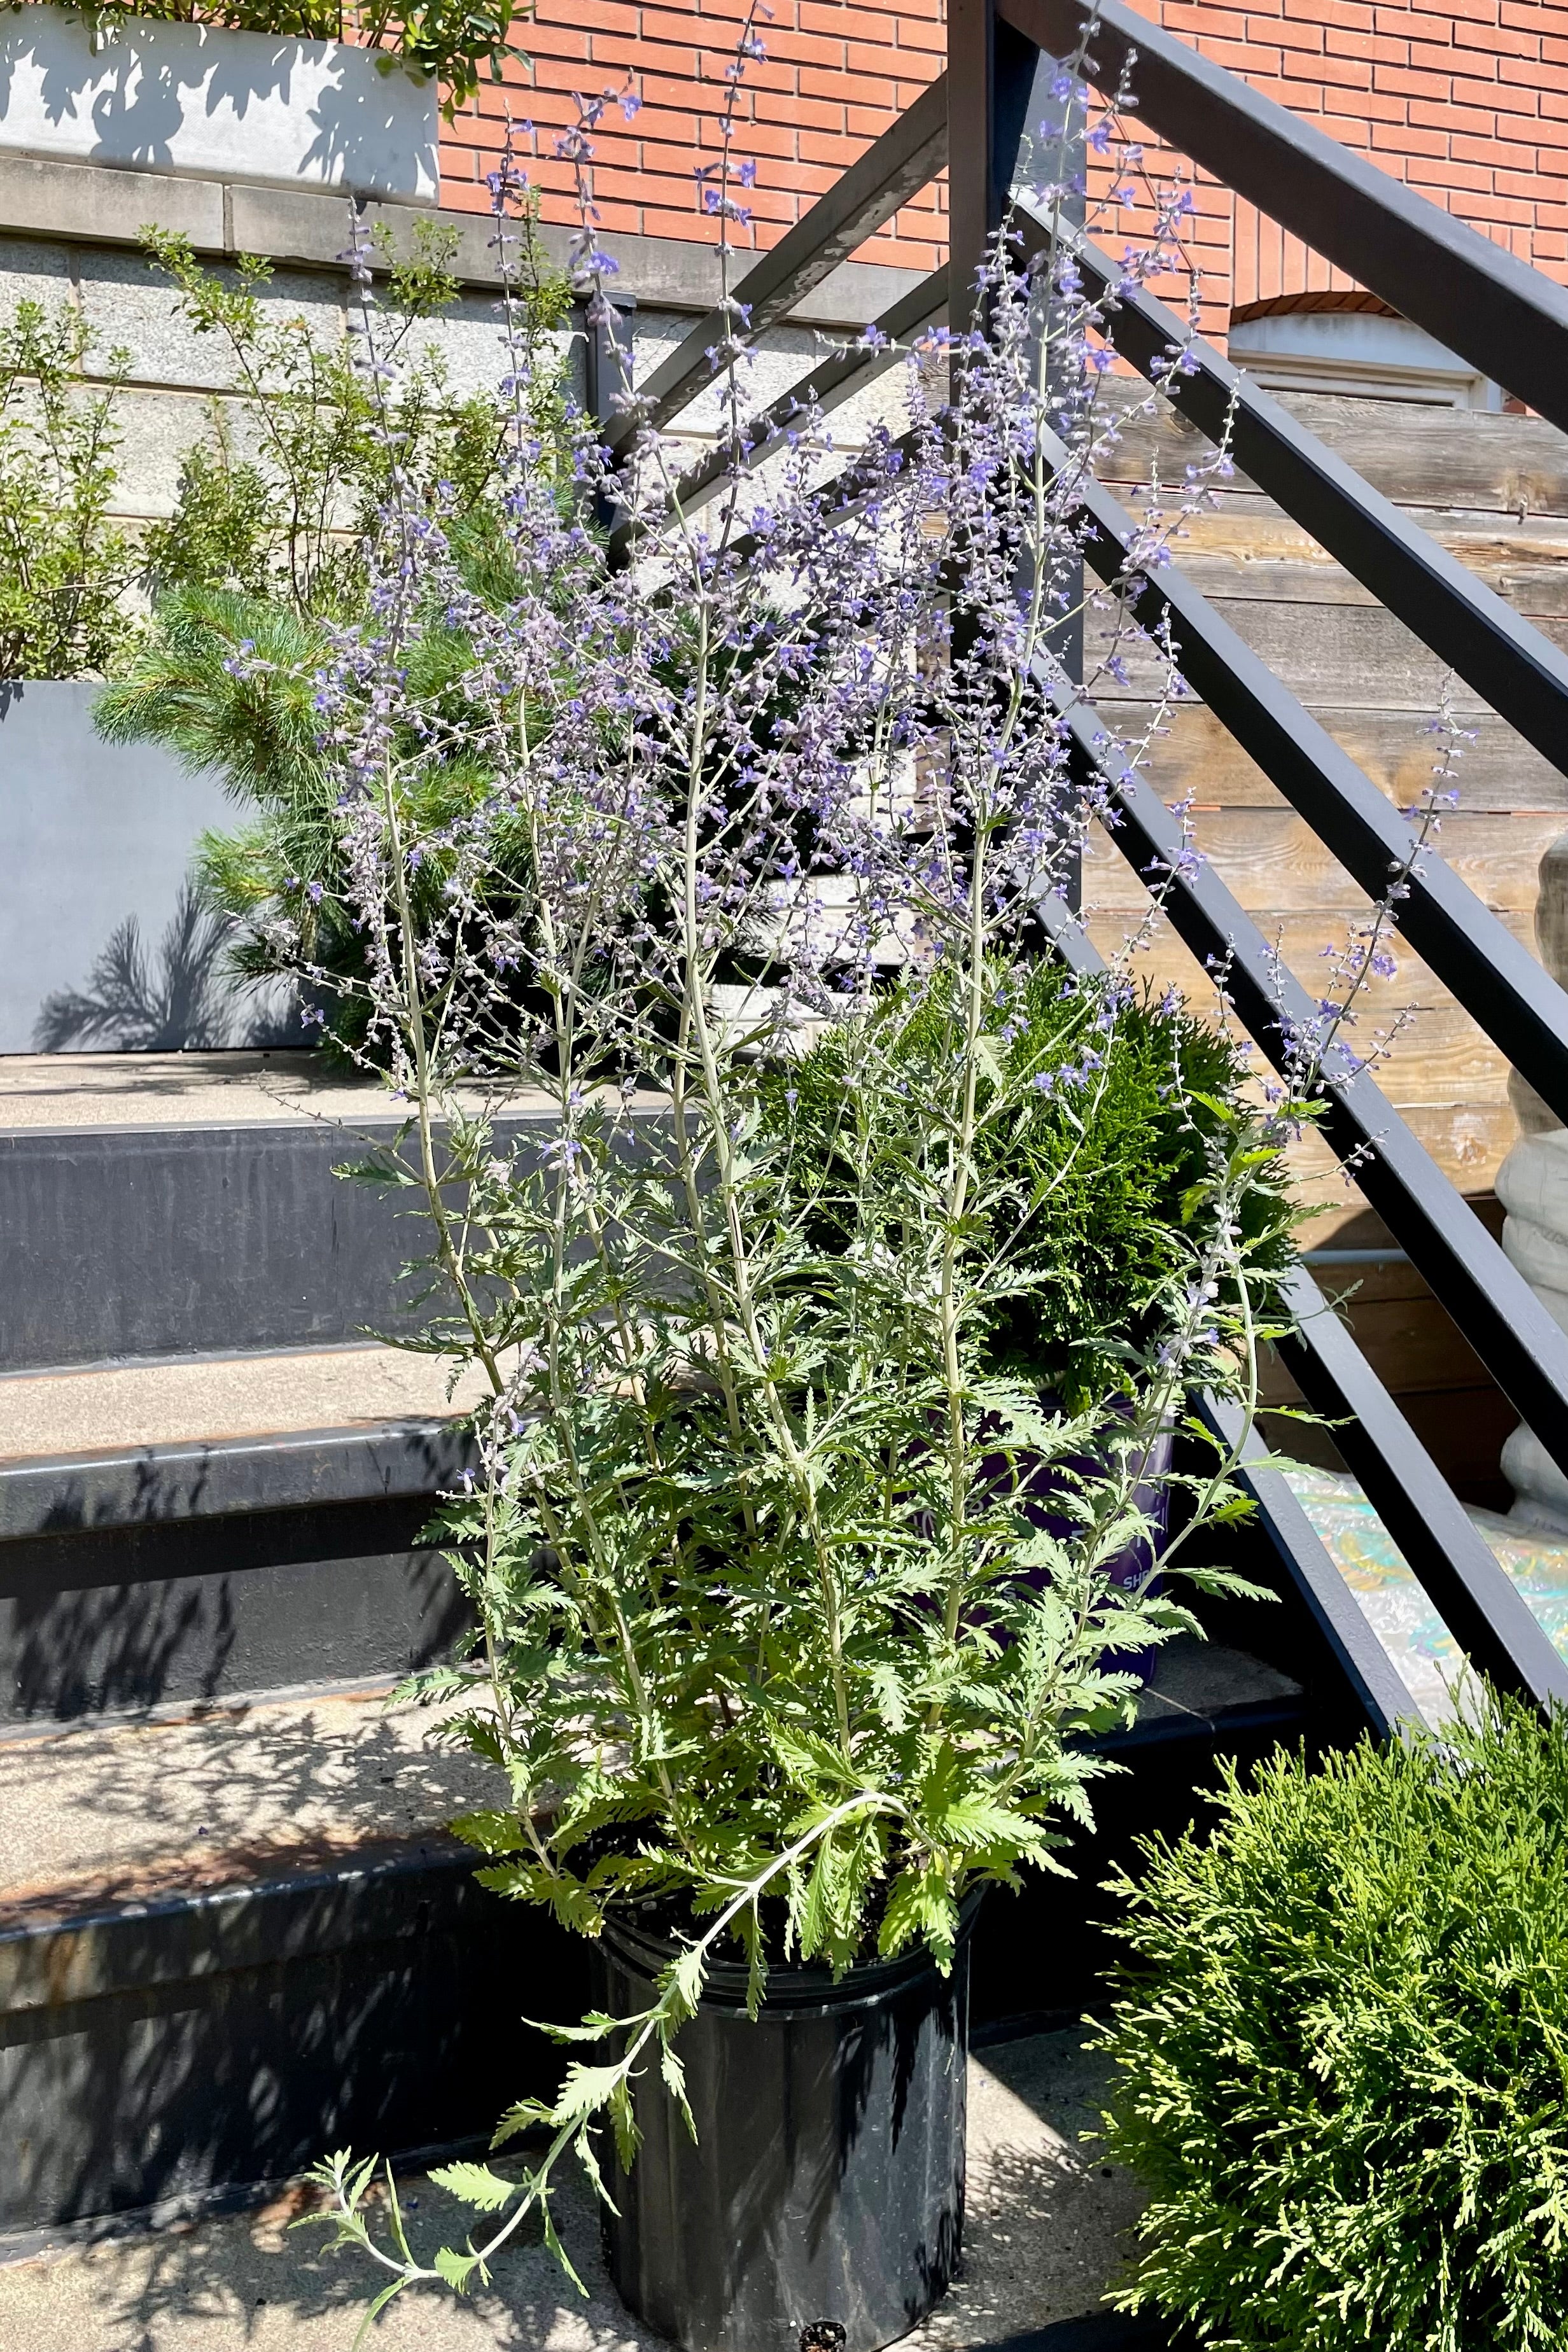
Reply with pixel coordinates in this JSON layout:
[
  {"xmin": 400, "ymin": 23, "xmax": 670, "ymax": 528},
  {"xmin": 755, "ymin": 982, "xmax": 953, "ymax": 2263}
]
[
  {"xmin": 0, "ymin": 1050, "xmax": 562, "ymax": 1371},
  {"xmin": 1, "ymin": 1680, "xmax": 496, "ymax": 1908},
  {"xmin": 0, "ymin": 1637, "xmax": 1302, "ymax": 1912},
  {"xmin": 0, "ymin": 1679, "xmax": 574, "ymax": 2241},
  {"xmin": 0, "ymin": 1343, "xmax": 489, "ymax": 1727},
  {"xmin": 0, "ymin": 1050, "xmax": 388, "ymax": 1133},
  {"xmin": 0, "ymin": 1635, "xmax": 1306, "ymax": 2243},
  {"xmin": 0, "ymin": 1340, "xmax": 493, "ymax": 1466},
  {"xmin": 1, "ymin": 1051, "xmax": 408, "ymax": 1371}
]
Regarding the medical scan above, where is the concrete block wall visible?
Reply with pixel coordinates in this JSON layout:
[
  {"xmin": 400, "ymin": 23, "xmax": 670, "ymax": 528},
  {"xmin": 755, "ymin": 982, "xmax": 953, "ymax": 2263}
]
[{"xmin": 0, "ymin": 155, "xmax": 921, "ymax": 530}]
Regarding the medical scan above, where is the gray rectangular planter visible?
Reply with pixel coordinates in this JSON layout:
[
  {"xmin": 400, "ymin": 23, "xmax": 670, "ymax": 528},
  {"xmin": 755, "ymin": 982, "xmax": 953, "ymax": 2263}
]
[
  {"xmin": 0, "ymin": 679, "xmax": 296, "ymax": 1054},
  {"xmin": 0, "ymin": 8, "xmax": 438, "ymax": 201}
]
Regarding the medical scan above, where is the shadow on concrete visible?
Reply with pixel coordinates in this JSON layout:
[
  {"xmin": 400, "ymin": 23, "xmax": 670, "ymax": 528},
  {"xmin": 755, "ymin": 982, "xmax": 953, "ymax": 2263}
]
[
  {"xmin": 0, "ymin": 2155, "xmax": 669, "ymax": 2350},
  {"xmin": 2, "ymin": 1494, "xmax": 469, "ymax": 1723},
  {"xmin": 3, "ymin": 1683, "xmax": 501, "ymax": 1901},
  {"xmin": 0, "ymin": 2039, "xmax": 1173, "ymax": 2349}
]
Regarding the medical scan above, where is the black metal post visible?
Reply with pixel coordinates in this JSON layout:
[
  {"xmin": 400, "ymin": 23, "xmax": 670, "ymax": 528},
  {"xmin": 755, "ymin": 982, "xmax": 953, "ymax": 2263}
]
[
  {"xmin": 946, "ymin": 0, "xmax": 1038, "ymax": 332},
  {"xmin": 950, "ymin": 3, "xmax": 1085, "ymax": 909},
  {"xmin": 585, "ymin": 286, "xmax": 636, "ymax": 431},
  {"xmin": 586, "ymin": 288, "xmax": 636, "ymax": 545}
]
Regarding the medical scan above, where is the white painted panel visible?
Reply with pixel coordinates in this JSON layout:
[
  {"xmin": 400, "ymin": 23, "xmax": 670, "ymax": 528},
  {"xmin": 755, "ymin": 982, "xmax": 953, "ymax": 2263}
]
[{"xmin": 0, "ymin": 8, "xmax": 437, "ymax": 202}]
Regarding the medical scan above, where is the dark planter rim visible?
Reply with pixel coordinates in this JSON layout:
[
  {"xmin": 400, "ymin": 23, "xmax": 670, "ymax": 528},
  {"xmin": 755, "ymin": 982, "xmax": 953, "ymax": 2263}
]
[{"xmin": 600, "ymin": 1885, "xmax": 985, "ymax": 2017}]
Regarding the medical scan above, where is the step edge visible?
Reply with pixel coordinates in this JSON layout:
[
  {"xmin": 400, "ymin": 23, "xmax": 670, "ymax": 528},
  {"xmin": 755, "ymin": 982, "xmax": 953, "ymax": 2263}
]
[
  {"xmin": 0, "ymin": 1830, "xmax": 487, "ymax": 2012},
  {"xmin": 0, "ymin": 1685, "xmax": 1308, "ymax": 2008},
  {"xmin": 0, "ymin": 1417, "xmax": 479, "ymax": 1537}
]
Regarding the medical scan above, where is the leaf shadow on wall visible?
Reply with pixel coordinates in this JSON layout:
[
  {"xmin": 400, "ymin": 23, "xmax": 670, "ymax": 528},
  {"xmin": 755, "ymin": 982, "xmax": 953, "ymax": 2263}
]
[{"xmin": 32, "ymin": 881, "xmax": 302, "ymax": 1052}]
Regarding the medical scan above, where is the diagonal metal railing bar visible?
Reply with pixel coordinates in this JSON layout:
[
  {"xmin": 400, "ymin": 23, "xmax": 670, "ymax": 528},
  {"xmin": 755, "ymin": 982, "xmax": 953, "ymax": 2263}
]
[
  {"xmin": 708, "ymin": 422, "xmax": 928, "ymax": 578},
  {"xmin": 998, "ymin": 0, "xmax": 1568, "ymax": 435},
  {"xmin": 601, "ymin": 74, "xmax": 949, "ymax": 456},
  {"xmin": 1196, "ymin": 1393, "xmax": 1424, "ymax": 1738},
  {"xmin": 1037, "ymin": 664, "xmax": 1568, "ymax": 1490},
  {"xmin": 606, "ymin": 265, "xmax": 948, "ymax": 566},
  {"xmin": 1275, "ymin": 1267, "xmax": 1568, "ymax": 1711},
  {"xmin": 1039, "ymin": 860, "xmax": 1562, "ymax": 1714},
  {"xmin": 1042, "ymin": 433, "xmax": 1568, "ymax": 1134},
  {"xmin": 1014, "ymin": 207, "xmax": 1568, "ymax": 792}
]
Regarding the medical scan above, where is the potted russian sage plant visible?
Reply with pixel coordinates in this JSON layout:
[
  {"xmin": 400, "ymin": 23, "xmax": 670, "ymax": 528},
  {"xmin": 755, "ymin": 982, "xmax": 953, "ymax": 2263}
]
[{"xmin": 286, "ymin": 88, "xmax": 1301, "ymax": 2352}]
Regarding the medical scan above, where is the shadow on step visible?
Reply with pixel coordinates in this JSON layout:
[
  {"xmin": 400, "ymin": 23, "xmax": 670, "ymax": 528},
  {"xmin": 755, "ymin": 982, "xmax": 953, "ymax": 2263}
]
[
  {"xmin": 0, "ymin": 1841, "xmax": 584, "ymax": 2241},
  {"xmin": 0, "ymin": 1474, "xmax": 472, "ymax": 1726}
]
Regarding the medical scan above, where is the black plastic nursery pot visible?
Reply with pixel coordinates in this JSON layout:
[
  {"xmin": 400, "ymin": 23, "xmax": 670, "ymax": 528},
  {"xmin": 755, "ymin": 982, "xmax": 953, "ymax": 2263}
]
[{"xmin": 592, "ymin": 1895, "xmax": 981, "ymax": 2352}]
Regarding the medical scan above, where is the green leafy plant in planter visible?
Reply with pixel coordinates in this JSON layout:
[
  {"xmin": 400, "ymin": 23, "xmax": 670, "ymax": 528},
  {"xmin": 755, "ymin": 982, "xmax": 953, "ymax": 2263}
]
[
  {"xmin": 761, "ymin": 960, "xmax": 1298, "ymax": 1410},
  {"xmin": 92, "ymin": 218, "xmax": 571, "ymax": 1056},
  {"xmin": 25, "ymin": 0, "xmax": 528, "ymax": 115},
  {"xmin": 1093, "ymin": 1697, "xmax": 1568, "ymax": 2352},
  {"xmin": 126, "ymin": 218, "xmax": 562, "ymax": 616},
  {"xmin": 262, "ymin": 84, "xmax": 1325, "ymax": 2346}
]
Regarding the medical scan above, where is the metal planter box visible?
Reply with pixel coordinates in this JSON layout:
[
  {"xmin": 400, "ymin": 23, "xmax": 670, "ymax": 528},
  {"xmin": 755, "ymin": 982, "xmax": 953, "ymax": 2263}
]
[
  {"xmin": 0, "ymin": 679, "xmax": 295, "ymax": 1054},
  {"xmin": 0, "ymin": 6, "xmax": 437, "ymax": 201}
]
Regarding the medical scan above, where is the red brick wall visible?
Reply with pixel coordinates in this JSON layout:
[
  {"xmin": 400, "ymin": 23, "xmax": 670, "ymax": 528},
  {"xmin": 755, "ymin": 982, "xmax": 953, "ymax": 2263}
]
[
  {"xmin": 438, "ymin": 0, "xmax": 947, "ymax": 276},
  {"xmin": 1135, "ymin": 0, "xmax": 1568, "ymax": 314},
  {"xmin": 439, "ymin": 1, "xmax": 1568, "ymax": 321}
]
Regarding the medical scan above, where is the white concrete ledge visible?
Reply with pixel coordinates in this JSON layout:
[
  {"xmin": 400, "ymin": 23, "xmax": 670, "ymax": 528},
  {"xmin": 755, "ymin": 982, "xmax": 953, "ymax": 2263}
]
[{"xmin": 0, "ymin": 146, "xmax": 927, "ymax": 323}]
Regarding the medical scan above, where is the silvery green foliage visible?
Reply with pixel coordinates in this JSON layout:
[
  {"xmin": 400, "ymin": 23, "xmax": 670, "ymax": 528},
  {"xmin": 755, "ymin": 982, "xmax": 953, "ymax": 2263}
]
[{"xmin": 293, "ymin": 66, "xmax": 1313, "ymax": 2313}]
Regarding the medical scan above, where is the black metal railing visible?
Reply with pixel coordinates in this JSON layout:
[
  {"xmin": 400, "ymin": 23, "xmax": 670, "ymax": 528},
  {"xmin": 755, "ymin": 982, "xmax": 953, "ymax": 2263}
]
[{"xmin": 596, "ymin": 0, "xmax": 1568, "ymax": 1730}]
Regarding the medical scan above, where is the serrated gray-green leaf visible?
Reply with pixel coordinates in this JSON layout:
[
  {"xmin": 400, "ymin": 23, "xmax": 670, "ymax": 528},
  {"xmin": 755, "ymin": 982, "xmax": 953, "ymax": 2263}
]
[
  {"xmin": 555, "ymin": 2061, "xmax": 628, "ymax": 2123},
  {"xmin": 431, "ymin": 2246, "xmax": 480, "ymax": 2292},
  {"xmin": 426, "ymin": 2160, "xmax": 517, "ymax": 2212}
]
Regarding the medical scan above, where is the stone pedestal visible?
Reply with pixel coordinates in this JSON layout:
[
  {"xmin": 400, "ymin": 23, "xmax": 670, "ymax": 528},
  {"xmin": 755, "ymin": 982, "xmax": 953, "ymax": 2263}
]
[{"xmin": 1499, "ymin": 830, "xmax": 1568, "ymax": 1532}]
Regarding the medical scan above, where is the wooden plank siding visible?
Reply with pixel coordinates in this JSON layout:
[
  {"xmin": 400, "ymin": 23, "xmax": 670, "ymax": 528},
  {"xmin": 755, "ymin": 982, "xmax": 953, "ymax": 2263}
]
[{"xmin": 1088, "ymin": 391, "xmax": 1568, "ymax": 1501}]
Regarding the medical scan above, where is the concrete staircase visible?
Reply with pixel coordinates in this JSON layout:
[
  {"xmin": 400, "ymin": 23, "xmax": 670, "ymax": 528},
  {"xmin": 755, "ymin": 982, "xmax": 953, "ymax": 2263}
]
[
  {"xmin": 0, "ymin": 1054, "xmax": 563, "ymax": 2242},
  {"xmin": 0, "ymin": 1051, "xmax": 1329, "ymax": 2253},
  {"xmin": 0, "ymin": 1051, "xmax": 498, "ymax": 1722}
]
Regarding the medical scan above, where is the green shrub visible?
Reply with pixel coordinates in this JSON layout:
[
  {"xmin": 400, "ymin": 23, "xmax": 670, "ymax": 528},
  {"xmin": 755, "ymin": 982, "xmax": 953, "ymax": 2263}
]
[
  {"xmin": 92, "ymin": 225, "xmax": 571, "ymax": 1056},
  {"xmin": 1095, "ymin": 1698, "xmax": 1568, "ymax": 2351},
  {"xmin": 95, "ymin": 585, "xmax": 536, "ymax": 1060},
  {"xmin": 759, "ymin": 962, "xmax": 1296, "ymax": 1404},
  {"xmin": 136, "ymin": 221, "xmax": 564, "ymax": 619},
  {"xmin": 0, "ymin": 298, "xmax": 139, "ymax": 680}
]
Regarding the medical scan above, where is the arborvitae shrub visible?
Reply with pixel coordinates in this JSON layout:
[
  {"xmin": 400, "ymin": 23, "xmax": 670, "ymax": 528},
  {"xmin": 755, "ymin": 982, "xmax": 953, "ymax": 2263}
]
[
  {"xmin": 761, "ymin": 963, "xmax": 1295, "ymax": 1404},
  {"xmin": 1095, "ymin": 1698, "xmax": 1568, "ymax": 2351}
]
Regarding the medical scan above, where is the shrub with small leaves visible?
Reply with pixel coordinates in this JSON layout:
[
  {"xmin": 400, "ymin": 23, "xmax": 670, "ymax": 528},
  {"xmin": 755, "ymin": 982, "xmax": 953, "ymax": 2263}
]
[
  {"xmin": 762, "ymin": 962, "xmax": 1296, "ymax": 1406},
  {"xmin": 1095, "ymin": 1697, "xmax": 1568, "ymax": 2352},
  {"xmin": 135, "ymin": 220, "xmax": 566, "ymax": 619},
  {"xmin": 0, "ymin": 297, "xmax": 139, "ymax": 679}
]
